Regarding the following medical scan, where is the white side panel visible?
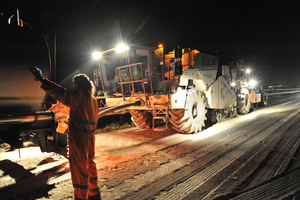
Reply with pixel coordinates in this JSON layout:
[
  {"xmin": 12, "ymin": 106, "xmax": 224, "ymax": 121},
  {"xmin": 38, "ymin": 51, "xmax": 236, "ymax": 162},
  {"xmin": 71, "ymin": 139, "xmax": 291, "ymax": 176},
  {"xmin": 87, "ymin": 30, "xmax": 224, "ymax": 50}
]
[
  {"xmin": 206, "ymin": 79, "xmax": 219, "ymax": 108},
  {"xmin": 170, "ymin": 87, "xmax": 187, "ymax": 109},
  {"xmin": 180, "ymin": 69, "xmax": 206, "ymax": 91},
  {"xmin": 197, "ymin": 69, "xmax": 218, "ymax": 87},
  {"xmin": 205, "ymin": 76, "xmax": 236, "ymax": 109},
  {"xmin": 179, "ymin": 69, "xmax": 217, "ymax": 91}
]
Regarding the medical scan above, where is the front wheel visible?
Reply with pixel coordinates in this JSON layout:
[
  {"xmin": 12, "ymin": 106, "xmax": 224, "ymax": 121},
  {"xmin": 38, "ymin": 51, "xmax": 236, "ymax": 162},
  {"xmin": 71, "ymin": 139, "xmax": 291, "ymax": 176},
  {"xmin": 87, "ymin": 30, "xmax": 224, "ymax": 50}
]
[
  {"xmin": 170, "ymin": 90, "xmax": 207, "ymax": 133},
  {"xmin": 130, "ymin": 110, "xmax": 152, "ymax": 129}
]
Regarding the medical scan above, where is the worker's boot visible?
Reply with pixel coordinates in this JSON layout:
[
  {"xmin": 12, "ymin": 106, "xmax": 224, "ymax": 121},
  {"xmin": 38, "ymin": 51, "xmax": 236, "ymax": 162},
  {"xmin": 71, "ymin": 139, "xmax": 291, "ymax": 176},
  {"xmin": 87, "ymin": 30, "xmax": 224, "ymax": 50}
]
[{"xmin": 89, "ymin": 193, "xmax": 101, "ymax": 200}]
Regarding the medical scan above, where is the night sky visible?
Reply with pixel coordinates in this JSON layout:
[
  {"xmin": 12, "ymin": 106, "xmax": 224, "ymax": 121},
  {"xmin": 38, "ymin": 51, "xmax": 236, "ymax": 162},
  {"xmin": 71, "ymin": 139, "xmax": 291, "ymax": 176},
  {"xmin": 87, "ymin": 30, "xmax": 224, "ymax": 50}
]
[{"xmin": 1, "ymin": 0, "xmax": 300, "ymax": 87}]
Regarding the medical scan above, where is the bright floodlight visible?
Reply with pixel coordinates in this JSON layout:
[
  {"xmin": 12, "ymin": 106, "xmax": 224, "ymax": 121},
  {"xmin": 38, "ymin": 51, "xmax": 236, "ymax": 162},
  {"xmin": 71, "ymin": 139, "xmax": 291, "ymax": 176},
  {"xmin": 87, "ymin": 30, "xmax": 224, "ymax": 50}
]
[
  {"xmin": 115, "ymin": 43, "xmax": 127, "ymax": 53},
  {"xmin": 245, "ymin": 68, "xmax": 251, "ymax": 73},
  {"xmin": 93, "ymin": 51, "xmax": 102, "ymax": 59},
  {"xmin": 249, "ymin": 80, "xmax": 257, "ymax": 87}
]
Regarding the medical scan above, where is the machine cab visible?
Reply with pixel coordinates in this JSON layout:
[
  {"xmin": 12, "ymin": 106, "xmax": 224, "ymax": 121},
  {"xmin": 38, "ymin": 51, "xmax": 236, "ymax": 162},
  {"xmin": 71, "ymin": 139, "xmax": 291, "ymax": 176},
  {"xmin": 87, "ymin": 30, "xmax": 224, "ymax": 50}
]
[{"xmin": 93, "ymin": 45, "xmax": 166, "ymax": 97}]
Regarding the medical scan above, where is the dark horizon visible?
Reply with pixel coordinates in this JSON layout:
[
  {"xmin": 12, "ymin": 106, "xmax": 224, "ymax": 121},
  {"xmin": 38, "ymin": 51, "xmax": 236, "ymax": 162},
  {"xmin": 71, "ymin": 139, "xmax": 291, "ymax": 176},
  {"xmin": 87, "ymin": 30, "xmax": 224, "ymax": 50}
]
[{"xmin": 1, "ymin": 0, "xmax": 300, "ymax": 87}]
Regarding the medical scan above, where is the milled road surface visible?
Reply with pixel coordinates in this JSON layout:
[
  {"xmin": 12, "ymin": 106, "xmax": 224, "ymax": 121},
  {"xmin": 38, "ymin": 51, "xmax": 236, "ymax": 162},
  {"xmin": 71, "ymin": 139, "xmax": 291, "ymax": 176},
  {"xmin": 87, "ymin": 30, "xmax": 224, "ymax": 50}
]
[{"xmin": 1, "ymin": 94, "xmax": 300, "ymax": 200}]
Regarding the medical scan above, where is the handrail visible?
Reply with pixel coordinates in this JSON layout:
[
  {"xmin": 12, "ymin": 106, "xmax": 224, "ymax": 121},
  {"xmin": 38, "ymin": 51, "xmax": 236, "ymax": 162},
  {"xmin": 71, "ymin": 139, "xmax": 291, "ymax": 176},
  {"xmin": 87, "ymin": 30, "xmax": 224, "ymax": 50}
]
[
  {"xmin": 115, "ymin": 62, "xmax": 148, "ymax": 101},
  {"xmin": 265, "ymin": 85, "xmax": 300, "ymax": 97}
]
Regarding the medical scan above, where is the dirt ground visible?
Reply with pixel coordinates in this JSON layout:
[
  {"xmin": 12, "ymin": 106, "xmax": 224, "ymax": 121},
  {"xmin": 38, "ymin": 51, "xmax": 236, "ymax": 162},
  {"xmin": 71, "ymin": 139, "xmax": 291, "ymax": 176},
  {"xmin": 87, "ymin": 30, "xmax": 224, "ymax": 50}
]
[
  {"xmin": 0, "ymin": 127, "xmax": 180, "ymax": 200},
  {"xmin": 2, "ymin": 109, "xmax": 300, "ymax": 200}
]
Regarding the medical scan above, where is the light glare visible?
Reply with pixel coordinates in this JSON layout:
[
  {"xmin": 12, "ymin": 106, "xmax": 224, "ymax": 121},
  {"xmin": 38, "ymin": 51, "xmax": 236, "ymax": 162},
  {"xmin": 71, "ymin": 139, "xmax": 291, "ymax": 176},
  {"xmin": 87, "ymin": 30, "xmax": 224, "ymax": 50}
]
[
  {"xmin": 93, "ymin": 51, "xmax": 102, "ymax": 59},
  {"xmin": 115, "ymin": 43, "xmax": 127, "ymax": 53},
  {"xmin": 249, "ymin": 80, "xmax": 257, "ymax": 87}
]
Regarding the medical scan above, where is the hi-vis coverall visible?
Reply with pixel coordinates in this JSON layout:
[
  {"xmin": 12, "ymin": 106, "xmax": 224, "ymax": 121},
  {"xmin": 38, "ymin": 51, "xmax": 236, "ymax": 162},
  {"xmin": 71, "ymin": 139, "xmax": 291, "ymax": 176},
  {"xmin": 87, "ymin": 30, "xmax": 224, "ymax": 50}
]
[
  {"xmin": 41, "ymin": 79, "xmax": 100, "ymax": 200},
  {"xmin": 48, "ymin": 102, "xmax": 70, "ymax": 134}
]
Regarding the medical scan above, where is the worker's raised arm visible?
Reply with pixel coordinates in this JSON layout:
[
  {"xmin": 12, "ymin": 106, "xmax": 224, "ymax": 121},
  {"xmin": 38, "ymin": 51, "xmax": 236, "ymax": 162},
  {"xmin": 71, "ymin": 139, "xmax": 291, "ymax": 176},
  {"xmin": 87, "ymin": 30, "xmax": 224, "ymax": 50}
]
[{"xmin": 30, "ymin": 67, "xmax": 80, "ymax": 109}]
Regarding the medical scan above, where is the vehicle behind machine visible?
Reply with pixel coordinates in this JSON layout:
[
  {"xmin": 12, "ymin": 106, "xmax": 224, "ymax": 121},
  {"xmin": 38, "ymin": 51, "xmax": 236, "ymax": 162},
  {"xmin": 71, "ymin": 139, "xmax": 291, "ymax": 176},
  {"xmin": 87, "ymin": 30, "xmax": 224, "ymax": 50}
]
[{"xmin": 0, "ymin": 10, "xmax": 67, "ymax": 156}]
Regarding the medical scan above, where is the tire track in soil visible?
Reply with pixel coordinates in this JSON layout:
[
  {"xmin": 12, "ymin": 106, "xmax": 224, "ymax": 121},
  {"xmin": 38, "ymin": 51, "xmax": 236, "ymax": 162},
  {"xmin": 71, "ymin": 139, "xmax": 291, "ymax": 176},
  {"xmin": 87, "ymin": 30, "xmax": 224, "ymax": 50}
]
[
  {"xmin": 105, "ymin": 109, "xmax": 300, "ymax": 199},
  {"xmin": 100, "ymin": 111, "xmax": 277, "ymax": 198},
  {"xmin": 242, "ymin": 118, "xmax": 300, "ymax": 191},
  {"xmin": 1, "ymin": 100, "xmax": 299, "ymax": 200},
  {"xmin": 229, "ymin": 167, "xmax": 300, "ymax": 200},
  {"xmin": 157, "ymin": 110, "xmax": 300, "ymax": 200},
  {"xmin": 202, "ymin": 112, "xmax": 300, "ymax": 200}
]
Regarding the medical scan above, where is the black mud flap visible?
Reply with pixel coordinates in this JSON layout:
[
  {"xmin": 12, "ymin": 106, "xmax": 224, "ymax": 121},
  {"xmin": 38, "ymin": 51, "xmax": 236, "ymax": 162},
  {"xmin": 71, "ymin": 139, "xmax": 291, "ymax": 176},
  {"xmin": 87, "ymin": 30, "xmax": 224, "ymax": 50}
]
[
  {"xmin": 55, "ymin": 132, "xmax": 68, "ymax": 158},
  {"xmin": 36, "ymin": 131, "xmax": 68, "ymax": 158}
]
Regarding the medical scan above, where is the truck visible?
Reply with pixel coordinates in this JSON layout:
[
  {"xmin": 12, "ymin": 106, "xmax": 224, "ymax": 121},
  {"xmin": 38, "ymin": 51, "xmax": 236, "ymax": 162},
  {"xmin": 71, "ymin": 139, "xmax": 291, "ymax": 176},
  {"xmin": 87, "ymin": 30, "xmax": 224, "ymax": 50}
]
[
  {"xmin": 94, "ymin": 44, "xmax": 268, "ymax": 133},
  {"xmin": 0, "ymin": 10, "xmax": 67, "ymax": 156}
]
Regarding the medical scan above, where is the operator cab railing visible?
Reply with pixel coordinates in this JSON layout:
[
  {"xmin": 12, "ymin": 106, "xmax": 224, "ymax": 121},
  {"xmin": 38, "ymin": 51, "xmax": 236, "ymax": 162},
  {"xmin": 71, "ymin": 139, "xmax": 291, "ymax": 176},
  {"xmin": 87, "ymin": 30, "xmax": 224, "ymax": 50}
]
[{"xmin": 115, "ymin": 62, "xmax": 152, "ymax": 100}]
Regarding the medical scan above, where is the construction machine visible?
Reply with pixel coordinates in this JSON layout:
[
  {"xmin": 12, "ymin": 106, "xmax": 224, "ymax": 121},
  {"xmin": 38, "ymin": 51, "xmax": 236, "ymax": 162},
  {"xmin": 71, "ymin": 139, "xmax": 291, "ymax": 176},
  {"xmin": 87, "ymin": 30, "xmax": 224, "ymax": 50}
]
[
  {"xmin": 228, "ymin": 61, "xmax": 268, "ymax": 115},
  {"xmin": 94, "ymin": 44, "xmax": 268, "ymax": 133}
]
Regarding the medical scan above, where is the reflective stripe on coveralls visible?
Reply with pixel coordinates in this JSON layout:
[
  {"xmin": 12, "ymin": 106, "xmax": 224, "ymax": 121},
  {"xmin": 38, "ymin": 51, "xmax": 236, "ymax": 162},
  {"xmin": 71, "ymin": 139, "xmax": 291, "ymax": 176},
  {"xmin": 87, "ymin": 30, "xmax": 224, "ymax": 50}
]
[
  {"xmin": 41, "ymin": 79, "xmax": 100, "ymax": 200},
  {"xmin": 70, "ymin": 133, "xmax": 100, "ymax": 199}
]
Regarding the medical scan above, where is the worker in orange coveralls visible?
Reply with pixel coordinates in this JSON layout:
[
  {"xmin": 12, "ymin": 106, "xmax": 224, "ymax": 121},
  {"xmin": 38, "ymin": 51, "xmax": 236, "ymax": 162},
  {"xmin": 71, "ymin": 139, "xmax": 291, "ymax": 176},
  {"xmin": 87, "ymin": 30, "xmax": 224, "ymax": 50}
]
[{"xmin": 30, "ymin": 67, "xmax": 101, "ymax": 200}]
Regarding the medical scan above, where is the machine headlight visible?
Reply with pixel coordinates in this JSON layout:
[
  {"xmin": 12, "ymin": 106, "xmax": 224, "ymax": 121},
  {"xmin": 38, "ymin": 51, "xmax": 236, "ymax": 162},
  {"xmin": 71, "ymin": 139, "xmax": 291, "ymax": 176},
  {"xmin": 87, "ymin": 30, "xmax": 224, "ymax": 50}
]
[
  {"xmin": 93, "ymin": 51, "xmax": 102, "ymax": 59},
  {"xmin": 249, "ymin": 80, "xmax": 257, "ymax": 87},
  {"xmin": 115, "ymin": 43, "xmax": 128, "ymax": 53}
]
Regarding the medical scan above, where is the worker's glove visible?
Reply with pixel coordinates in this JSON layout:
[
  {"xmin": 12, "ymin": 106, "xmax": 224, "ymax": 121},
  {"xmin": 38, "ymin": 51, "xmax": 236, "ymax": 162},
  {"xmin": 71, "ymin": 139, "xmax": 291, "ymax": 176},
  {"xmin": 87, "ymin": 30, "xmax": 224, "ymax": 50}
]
[{"xmin": 29, "ymin": 67, "xmax": 44, "ymax": 81}]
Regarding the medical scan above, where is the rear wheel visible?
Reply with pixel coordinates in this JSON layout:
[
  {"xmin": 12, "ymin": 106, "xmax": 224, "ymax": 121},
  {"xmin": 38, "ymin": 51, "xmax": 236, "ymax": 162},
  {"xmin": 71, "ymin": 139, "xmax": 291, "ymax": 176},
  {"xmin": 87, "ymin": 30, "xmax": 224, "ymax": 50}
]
[
  {"xmin": 170, "ymin": 90, "xmax": 207, "ymax": 133},
  {"xmin": 238, "ymin": 88, "xmax": 251, "ymax": 114},
  {"xmin": 259, "ymin": 89, "xmax": 268, "ymax": 106},
  {"xmin": 130, "ymin": 110, "xmax": 152, "ymax": 129}
]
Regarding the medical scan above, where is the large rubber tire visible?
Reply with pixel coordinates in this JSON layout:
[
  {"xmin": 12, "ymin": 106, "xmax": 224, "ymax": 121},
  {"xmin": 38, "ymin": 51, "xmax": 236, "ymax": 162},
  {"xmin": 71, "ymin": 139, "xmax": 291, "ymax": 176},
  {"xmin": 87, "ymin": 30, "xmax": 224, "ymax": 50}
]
[
  {"xmin": 238, "ymin": 88, "xmax": 251, "ymax": 114},
  {"xmin": 259, "ymin": 89, "xmax": 268, "ymax": 106},
  {"xmin": 170, "ymin": 90, "xmax": 207, "ymax": 133},
  {"xmin": 130, "ymin": 110, "xmax": 152, "ymax": 129}
]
